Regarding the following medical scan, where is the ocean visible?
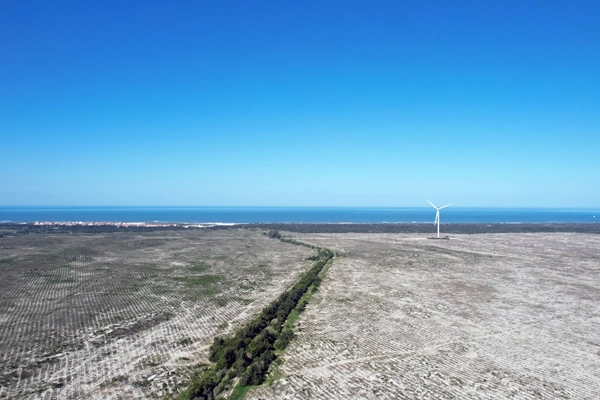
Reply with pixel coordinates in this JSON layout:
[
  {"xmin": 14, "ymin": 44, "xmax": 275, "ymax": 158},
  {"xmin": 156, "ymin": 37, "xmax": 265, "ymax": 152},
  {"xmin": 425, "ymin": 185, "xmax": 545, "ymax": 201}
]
[{"xmin": 0, "ymin": 207, "xmax": 597, "ymax": 224}]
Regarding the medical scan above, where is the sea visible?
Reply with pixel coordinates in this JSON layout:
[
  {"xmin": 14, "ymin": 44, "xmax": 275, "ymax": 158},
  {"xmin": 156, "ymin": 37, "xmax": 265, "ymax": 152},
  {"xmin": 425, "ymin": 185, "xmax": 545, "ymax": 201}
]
[{"xmin": 0, "ymin": 207, "xmax": 597, "ymax": 224}]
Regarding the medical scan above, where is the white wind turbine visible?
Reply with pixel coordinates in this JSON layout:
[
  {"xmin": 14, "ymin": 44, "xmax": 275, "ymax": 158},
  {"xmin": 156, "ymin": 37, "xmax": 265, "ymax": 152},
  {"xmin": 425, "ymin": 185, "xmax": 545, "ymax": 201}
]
[{"xmin": 427, "ymin": 200, "xmax": 452, "ymax": 238}]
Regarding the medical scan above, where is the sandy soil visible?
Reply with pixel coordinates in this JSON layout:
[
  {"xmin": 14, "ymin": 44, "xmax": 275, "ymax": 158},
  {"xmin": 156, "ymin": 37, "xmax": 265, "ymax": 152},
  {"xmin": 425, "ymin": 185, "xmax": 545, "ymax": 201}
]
[
  {"xmin": 248, "ymin": 232, "xmax": 600, "ymax": 399},
  {"xmin": 0, "ymin": 229, "xmax": 313, "ymax": 399}
]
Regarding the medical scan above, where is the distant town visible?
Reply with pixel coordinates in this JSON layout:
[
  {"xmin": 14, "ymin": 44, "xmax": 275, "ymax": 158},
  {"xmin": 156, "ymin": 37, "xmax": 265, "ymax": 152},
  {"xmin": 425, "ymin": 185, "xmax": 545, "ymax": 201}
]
[{"xmin": 30, "ymin": 221, "xmax": 235, "ymax": 228}]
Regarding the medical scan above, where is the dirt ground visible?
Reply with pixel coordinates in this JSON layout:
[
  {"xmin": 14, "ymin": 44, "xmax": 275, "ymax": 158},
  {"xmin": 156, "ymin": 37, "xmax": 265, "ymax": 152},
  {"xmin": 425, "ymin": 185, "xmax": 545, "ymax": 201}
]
[
  {"xmin": 248, "ymin": 232, "xmax": 600, "ymax": 399},
  {"xmin": 0, "ymin": 229, "xmax": 313, "ymax": 399}
]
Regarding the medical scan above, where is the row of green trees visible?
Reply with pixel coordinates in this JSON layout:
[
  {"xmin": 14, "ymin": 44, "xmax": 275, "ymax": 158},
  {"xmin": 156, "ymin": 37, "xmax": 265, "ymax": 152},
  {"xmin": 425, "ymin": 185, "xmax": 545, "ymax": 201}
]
[{"xmin": 179, "ymin": 246, "xmax": 333, "ymax": 399}]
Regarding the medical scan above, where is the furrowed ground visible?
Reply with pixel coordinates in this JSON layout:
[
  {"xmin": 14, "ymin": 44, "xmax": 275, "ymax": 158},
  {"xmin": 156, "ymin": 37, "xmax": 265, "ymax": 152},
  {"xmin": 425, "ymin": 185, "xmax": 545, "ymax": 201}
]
[
  {"xmin": 248, "ymin": 232, "xmax": 600, "ymax": 399},
  {"xmin": 0, "ymin": 229, "xmax": 313, "ymax": 399}
]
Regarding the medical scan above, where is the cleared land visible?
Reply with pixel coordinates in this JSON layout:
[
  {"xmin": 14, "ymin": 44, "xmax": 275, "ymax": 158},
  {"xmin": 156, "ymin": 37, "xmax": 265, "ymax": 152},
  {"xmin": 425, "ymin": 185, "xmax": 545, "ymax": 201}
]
[
  {"xmin": 248, "ymin": 232, "xmax": 600, "ymax": 399},
  {"xmin": 0, "ymin": 229, "xmax": 313, "ymax": 399}
]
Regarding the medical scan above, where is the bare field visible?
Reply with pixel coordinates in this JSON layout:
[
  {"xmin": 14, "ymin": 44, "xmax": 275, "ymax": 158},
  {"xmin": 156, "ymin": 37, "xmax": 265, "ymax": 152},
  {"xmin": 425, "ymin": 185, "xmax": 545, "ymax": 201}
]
[
  {"xmin": 0, "ymin": 229, "xmax": 313, "ymax": 399},
  {"xmin": 248, "ymin": 232, "xmax": 600, "ymax": 399}
]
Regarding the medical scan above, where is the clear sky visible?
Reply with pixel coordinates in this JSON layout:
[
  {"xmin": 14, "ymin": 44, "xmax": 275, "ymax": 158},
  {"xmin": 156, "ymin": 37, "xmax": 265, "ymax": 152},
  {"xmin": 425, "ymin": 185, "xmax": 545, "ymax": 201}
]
[{"xmin": 1, "ymin": 0, "xmax": 599, "ymax": 207}]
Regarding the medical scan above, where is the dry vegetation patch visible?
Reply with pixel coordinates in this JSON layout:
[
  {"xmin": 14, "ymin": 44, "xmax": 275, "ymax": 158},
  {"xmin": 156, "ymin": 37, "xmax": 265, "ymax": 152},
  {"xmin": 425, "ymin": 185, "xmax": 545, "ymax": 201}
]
[
  {"xmin": 0, "ymin": 229, "xmax": 313, "ymax": 399},
  {"xmin": 248, "ymin": 232, "xmax": 600, "ymax": 399}
]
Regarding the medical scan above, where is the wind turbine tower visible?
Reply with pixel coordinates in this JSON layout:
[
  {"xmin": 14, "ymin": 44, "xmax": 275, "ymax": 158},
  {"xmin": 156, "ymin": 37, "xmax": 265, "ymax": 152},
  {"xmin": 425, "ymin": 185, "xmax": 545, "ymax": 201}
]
[{"xmin": 427, "ymin": 200, "xmax": 452, "ymax": 238}]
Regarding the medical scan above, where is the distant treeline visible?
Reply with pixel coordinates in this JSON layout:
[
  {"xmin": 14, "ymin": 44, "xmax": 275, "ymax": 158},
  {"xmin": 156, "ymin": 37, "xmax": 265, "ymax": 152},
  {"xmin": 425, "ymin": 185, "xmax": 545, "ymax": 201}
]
[
  {"xmin": 179, "ymin": 245, "xmax": 334, "ymax": 400},
  {"xmin": 2, "ymin": 223, "xmax": 600, "ymax": 237},
  {"xmin": 244, "ymin": 223, "xmax": 600, "ymax": 234},
  {"xmin": 0, "ymin": 223, "xmax": 216, "ymax": 236}
]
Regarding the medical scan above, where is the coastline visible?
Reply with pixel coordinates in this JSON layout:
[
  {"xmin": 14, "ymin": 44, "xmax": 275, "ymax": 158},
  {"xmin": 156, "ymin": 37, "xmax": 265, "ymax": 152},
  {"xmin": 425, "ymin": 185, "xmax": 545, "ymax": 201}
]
[{"xmin": 0, "ymin": 207, "xmax": 597, "ymax": 225}]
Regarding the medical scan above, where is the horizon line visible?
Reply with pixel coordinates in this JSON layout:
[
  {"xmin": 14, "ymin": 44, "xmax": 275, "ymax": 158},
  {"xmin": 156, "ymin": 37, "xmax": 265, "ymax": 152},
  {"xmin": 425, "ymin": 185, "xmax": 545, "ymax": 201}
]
[{"xmin": 0, "ymin": 205, "xmax": 599, "ymax": 210}]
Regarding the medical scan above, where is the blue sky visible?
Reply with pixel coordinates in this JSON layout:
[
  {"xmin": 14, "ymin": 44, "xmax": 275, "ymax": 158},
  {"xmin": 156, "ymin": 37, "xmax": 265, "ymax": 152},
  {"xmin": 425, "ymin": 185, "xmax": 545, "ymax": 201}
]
[{"xmin": 1, "ymin": 1, "xmax": 599, "ymax": 207}]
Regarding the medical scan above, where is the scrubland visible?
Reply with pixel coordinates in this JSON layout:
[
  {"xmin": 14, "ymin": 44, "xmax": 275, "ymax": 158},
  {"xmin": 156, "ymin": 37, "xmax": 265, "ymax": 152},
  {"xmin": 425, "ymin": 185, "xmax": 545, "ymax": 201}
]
[
  {"xmin": 0, "ymin": 229, "xmax": 313, "ymax": 399},
  {"xmin": 248, "ymin": 232, "xmax": 600, "ymax": 399},
  {"xmin": 2, "ymin": 229, "xmax": 599, "ymax": 400}
]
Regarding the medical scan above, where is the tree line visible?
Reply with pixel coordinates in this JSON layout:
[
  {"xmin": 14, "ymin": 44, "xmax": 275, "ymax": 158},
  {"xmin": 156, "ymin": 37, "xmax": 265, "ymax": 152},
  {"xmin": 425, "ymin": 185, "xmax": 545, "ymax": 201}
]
[
  {"xmin": 244, "ymin": 223, "xmax": 600, "ymax": 234},
  {"xmin": 179, "ymin": 245, "xmax": 333, "ymax": 399}
]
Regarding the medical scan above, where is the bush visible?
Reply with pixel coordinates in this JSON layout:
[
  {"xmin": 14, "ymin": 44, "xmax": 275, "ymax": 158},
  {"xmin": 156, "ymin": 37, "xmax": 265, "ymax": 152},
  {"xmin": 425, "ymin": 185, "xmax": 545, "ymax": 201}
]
[
  {"xmin": 267, "ymin": 230, "xmax": 281, "ymax": 238},
  {"xmin": 274, "ymin": 328, "xmax": 294, "ymax": 350}
]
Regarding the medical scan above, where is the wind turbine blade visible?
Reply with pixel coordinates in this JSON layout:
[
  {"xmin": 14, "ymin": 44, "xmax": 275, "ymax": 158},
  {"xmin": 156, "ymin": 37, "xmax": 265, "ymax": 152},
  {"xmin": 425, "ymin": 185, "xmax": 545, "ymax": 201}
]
[
  {"xmin": 439, "ymin": 203, "xmax": 452, "ymax": 209},
  {"xmin": 426, "ymin": 199, "xmax": 438, "ymax": 209},
  {"xmin": 434, "ymin": 211, "xmax": 439, "ymax": 225}
]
